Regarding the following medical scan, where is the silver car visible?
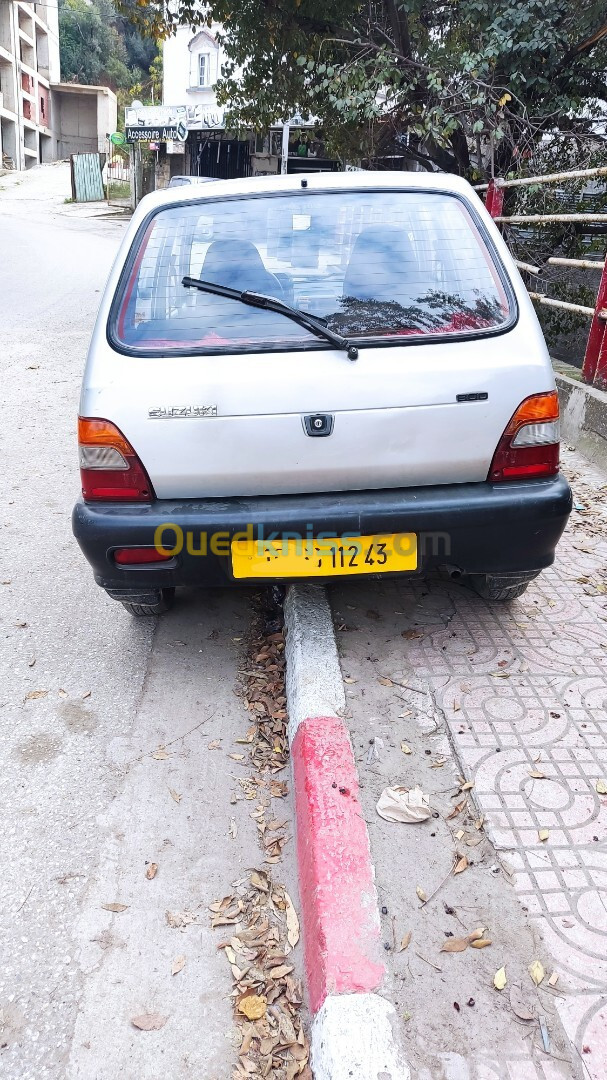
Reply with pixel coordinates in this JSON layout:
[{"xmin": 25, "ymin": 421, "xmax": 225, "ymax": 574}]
[{"xmin": 72, "ymin": 172, "xmax": 571, "ymax": 615}]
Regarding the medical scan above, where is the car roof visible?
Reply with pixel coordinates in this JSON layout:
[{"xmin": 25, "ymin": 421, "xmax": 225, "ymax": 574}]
[{"xmin": 133, "ymin": 169, "xmax": 479, "ymax": 222}]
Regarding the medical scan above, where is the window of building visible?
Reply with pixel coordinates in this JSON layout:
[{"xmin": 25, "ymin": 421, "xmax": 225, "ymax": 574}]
[{"xmin": 198, "ymin": 53, "xmax": 210, "ymax": 87}]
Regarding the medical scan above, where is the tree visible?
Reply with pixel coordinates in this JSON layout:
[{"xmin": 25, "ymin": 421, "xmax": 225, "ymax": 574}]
[
  {"xmin": 116, "ymin": 1, "xmax": 607, "ymax": 175},
  {"xmin": 59, "ymin": 0, "xmax": 159, "ymax": 94}
]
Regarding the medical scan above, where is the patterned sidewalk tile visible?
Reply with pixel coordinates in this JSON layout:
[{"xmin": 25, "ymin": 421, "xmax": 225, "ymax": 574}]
[{"xmin": 398, "ymin": 451, "xmax": 607, "ymax": 1077}]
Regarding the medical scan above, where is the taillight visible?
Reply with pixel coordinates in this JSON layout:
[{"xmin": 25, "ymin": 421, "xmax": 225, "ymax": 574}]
[
  {"xmin": 489, "ymin": 391, "xmax": 560, "ymax": 481},
  {"xmin": 78, "ymin": 418, "xmax": 153, "ymax": 502},
  {"xmin": 114, "ymin": 547, "xmax": 172, "ymax": 565}
]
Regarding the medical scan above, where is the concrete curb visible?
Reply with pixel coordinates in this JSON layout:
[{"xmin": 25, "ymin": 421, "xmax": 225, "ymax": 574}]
[
  {"xmin": 284, "ymin": 583, "xmax": 410, "ymax": 1080},
  {"xmin": 555, "ymin": 370, "xmax": 607, "ymax": 473},
  {"xmin": 284, "ymin": 585, "xmax": 346, "ymax": 744}
]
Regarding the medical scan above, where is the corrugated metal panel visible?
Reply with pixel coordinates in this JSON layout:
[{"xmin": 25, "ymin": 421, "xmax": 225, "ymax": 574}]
[{"xmin": 72, "ymin": 153, "xmax": 105, "ymax": 202}]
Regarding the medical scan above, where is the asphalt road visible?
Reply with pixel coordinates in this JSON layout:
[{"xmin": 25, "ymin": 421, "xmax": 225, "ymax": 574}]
[{"xmin": 0, "ymin": 167, "xmax": 305, "ymax": 1080}]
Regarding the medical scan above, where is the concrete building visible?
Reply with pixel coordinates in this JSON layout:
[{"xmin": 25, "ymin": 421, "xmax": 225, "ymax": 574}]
[
  {"xmin": 52, "ymin": 82, "xmax": 117, "ymax": 158},
  {"xmin": 0, "ymin": 1, "xmax": 117, "ymax": 172},
  {"xmin": 0, "ymin": 0, "xmax": 60, "ymax": 169}
]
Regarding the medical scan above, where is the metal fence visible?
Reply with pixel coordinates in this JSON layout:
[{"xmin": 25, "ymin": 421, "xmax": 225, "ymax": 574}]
[
  {"xmin": 106, "ymin": 141, "xmax": 132, "ymax": 207},
  {"xmin": 478, "ymin": 168, "xmax": 607, "ymax": 391}
]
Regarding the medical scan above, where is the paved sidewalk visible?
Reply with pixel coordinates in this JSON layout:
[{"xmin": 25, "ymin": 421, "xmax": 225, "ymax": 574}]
[{"xmin": 331, "ymin": 446, "xmax": 607, "ymax": 1078}]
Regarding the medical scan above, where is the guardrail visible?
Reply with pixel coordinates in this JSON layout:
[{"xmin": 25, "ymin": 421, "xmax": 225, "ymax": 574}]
[{"xmin": 479, "ymin": 167, "xmax": 607, "ymax": 391}]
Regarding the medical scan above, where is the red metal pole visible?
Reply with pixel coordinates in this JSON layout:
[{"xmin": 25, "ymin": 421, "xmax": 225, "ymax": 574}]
[
  {"xmin": 582, "ymin": 259, "xmax": 607, "ymax": 388},
  {"xmin": 485, "ymin": 179, "xmax": 504, "ymax": 219}
]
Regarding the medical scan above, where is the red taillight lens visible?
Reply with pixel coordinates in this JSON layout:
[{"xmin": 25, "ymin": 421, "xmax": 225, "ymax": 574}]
[
  {"xmin": 489, "ymin": 392, "xmax": 560, "ymax": 482},
  {"xmin": 78, "ymin": 418, "xmax": 153, "ymax": 502},
  {"xmin": 114, "ymin": 547, "xmax": 173, "ymax": 565}
]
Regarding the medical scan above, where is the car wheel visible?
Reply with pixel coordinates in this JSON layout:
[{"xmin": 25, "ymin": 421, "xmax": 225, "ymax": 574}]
[
  {"xmin": 120, "ymin": 588, "xmax": 175, "ymax": 616},
  {"xmin": 467, "ymin": 572, "xmax": 538, "ymax": 602}
]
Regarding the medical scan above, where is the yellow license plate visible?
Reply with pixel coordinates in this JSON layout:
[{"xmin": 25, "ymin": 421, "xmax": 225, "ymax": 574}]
[{"xmin": 231, "ymin": 533, "xmax": 417, "ymax": 579}]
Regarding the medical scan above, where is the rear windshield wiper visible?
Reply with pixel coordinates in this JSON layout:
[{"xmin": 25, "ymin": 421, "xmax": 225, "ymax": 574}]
[{"xmin": 182, "ymin": 276, "xmax": 359, "ymax": 360}]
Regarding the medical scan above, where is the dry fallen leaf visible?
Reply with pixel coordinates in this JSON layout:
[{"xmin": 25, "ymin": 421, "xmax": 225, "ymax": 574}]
[
  {"xmin": 208, "ymin": 740, "xmax": 221, "ymax": 750},
  {"xmin": 377, "ymin": 676, "xmax": 394, "ymax": 686},
  {"xmin": 24, "ymin": 689, "xmax": 48, "ymax": 701},
  {"xmin": 446, "ymin": 799, "xmax": 466, "ymax": 820},
  {"xmin": 467, "ymin": 928, "xmax": 486, "ymax": 942},
  {"xmin": 284, "ymin": 892, "xmax": 300, "ymax": 948},
  {"xmin": 229, "ymin": 753, "xmax": 245, "ymax": 761},
  {"xmin": 460, "ymin": 781, "xmax": 475, "ymax": 792},
  {"xmin": 596, "ymin": 779, "xmax": 607, "ymax": 795},
  {"xmin": 399, "ymin": 931, "xmax": 412, "ymax": 952},
  {"xmin": 529, "ymin": 769, "xmax": 545, "ymax": 780},
  {"xmin": 145, "ymin": 863, "xmax": 158, "ymax": 880},
  {"xmin": 82, "ymin": 690, "xmax": 92, "ymax": 700},
  {"xmin": 166, "ymin": 910, "xmax": 197, "ymax": 929},
  {"xmin": 151, "ymin": 749, "xmax": 169, "ymax": 760},
  {"xmin": 509, "ymin": 984, "xmax": 535, "ymax": 1020},
  {"xmin": 441, "ymin": 937, "xmax": 469, "ymax": 953},
  {"xmin": 131, "ymin": 1013, "xmax": 167, "ymax": 1031},
  {"xmin": 538, "ymin": 829, "xmax": 549, "ymax": 842},
  {"xmin": 529, "ymin": 960, "xmax": 545, "ymax": 986},
  {"xmin": 376, "ymin": 785, "xmax": 431, "ymax": 823},
  {"xmin": 454, "ymin": 855, "xmax": 469, "ymax": 875},
  {"xmin": 101, "ymin": 903, "xmax": 128, "ymax": 912},
  {"xmin": 171, "ymin": 954, "xmax": 186, "ymax": 976},
  {"xmin": 494, "ymin": 966, "xmax": 507, "ymax": 991},
  {"xmin": 470, "ymin": 938, "xmax": 492, "ymax": 949},
  {"xmin": 251, "ymin": 870, "xmax": 270, "ymax": 892},
  {"xmin": 416, "ymin": 886, "xmax": 427, "ymax": 903},
  {"xmin": 168, "ymin": 788, "xmax": 182, "ymax": 804},
  {"xmin": 238, "ymin": 994, "xmax": 267, "ymax": 1021},
  {"xmin": 400, "ymin": 743, "xmax": 412, "ymax": 755}
]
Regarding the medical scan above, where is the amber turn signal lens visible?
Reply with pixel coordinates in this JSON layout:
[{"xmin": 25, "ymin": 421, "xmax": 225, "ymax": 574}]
[
  {"xmin": 78, "ymin": 417, "xmax": 135, "ymax": 456},
  {"xmin": 504, "ymin": 391, "xmax": 559, "ymax": 435}
]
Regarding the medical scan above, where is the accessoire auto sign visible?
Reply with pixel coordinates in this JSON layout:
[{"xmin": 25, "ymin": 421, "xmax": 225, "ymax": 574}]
[{"xmin": 125, "ymin": 105, "xmax": 188, "ymax": 144}]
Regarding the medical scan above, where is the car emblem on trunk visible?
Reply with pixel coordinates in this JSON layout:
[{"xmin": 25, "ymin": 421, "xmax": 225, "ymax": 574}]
[
  {"xmin": 148, "ymin": 405, "xmax": 218, "ymax": 418},
  {"xmin": 303, "ymin": 414, "xmax": 334, "ymax": 437}
]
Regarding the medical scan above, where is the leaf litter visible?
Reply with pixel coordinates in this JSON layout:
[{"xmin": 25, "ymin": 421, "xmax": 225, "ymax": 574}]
[{"xmin": 211, "ymin": 592, "xmax": 310, "ymax": 1079}]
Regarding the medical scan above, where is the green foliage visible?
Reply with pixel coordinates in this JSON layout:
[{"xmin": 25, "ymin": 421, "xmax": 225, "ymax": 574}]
[
  {"xmin": 115, "ymin": 0, "xmax": 607, "ymax": 172},
  {"xmin": 59, "ymin": 0, "xmax": 159, "ymax": 95}
]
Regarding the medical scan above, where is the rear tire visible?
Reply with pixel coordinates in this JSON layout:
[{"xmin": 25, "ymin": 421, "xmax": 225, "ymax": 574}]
[
  {"xmin": 120, "ymin": 588, "xmax": 175, "ymax": 616},
  {"xmin": 467, "ymin": 572, "xmax": 539, "ymax": 602}
]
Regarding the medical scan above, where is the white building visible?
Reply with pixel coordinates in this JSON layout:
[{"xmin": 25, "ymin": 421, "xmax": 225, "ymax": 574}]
[
  {"xmin": 162, "ymin": 24, "xmax": 226, "ymax": 132},
  {"xmin": 160, "ymin": 23, "xmax": 341, "ymax": 182},
  {"xmin": 0, "ymin": 0, "xmax": 60, "ymax": 169}
]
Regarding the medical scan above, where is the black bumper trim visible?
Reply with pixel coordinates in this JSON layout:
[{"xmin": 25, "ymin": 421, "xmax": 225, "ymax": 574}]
[{"xmin": 72, "ymin": 475, "xmax": 572, "ymax": 590}]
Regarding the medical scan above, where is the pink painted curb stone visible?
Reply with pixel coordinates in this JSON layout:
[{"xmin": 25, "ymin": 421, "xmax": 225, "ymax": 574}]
[
  {"xmin": 284, "ymin": 584, "xmax": 410, "ymax": 1080},
  {"xmin": 291, "ymin": 714, "xmax": 385, "ymax": 1013}
]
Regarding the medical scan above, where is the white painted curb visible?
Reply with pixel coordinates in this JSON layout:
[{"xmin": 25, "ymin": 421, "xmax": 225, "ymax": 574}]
[
  {"xmin": 311, "ymin": 993, "xmax": 411, "ymax": 1080},
  {"xmin": 284, "ymin": 583, "xmax": 346, "ymax": 744}
]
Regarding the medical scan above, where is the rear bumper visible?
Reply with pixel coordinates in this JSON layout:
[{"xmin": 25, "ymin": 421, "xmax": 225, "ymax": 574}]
[{"xmin": 72, "ymin": 474, "xmax": 572, "ymax": 591}]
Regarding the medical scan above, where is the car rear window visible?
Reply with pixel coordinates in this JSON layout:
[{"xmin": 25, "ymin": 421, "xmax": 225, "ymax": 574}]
[{"xmin": 112, "ymin": 189, "xmax": 512, "ymax": 354}]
